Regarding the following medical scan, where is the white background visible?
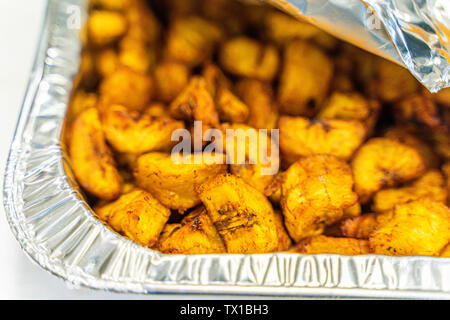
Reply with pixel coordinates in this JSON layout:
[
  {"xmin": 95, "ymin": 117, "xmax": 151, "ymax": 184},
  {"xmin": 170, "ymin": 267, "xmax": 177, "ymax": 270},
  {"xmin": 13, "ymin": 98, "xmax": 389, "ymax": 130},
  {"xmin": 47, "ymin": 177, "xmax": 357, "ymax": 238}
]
[{"xmin": 0, "ymin": 0, "xmax": 261, "ymax": 300}]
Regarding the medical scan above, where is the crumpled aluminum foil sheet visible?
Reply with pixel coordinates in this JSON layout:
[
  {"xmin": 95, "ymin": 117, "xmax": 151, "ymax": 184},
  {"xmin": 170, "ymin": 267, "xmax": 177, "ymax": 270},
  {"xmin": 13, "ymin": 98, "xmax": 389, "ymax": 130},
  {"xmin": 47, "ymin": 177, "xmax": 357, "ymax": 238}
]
[
  {"xmin": 3, "ymin": 0, "xmax": 450, "ymax": 298},
  {"xmin": 266, "ymin": 0, "xmax": 450, "ymax": 93}
]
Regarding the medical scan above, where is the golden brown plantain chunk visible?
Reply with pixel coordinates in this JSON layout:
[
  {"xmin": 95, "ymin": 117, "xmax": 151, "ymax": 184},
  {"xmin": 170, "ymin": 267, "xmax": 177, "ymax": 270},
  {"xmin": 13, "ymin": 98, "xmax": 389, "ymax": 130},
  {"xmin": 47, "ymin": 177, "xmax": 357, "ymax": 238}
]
[
  {"xmin": 278, "ymin": 116, "xmax": 366, "ymax": 165},
  {"xmin": 343, "ymin": 203, "xmax": 362, "ymax": 219},
  {"xmin": 154, "ymin": 61, "xmax": 190, "ymax": 103},
  {"xmin": 372, "ymin": 170, "xmax": 448, "ymax": 213},
  {"xmin": 394, "ymin": 94, "xmax": 442, "ymax": 129},
  {"xmin": 88, "ymin": 10, "xmax": 127, "ymax": 47},
  {"xmin": 67, "ymin": 90, "xmax": 98, "ymax": 123},
  {"xmin": 429, "ymin": 87, "xmax": 450, "ymax": 108},
  {"xmin": 337, "ymin": 210, "xmax": 396, "ymax": 239},
  {"xmin": 373, "ymin": 59, "xmax": 419, "ymax": 103},
  {"xmin": 134, "ymin": 152, "xmax": 227, "ymax": 212},
  {"xmin": 352, "ymin": 138, "xmax": 426, "ymax": 203},
  {"xmin": 274, "ymin": 210, "xmax": 292, "ymax": 251},
  {"xmin": 124, "ymin": 0, "xmax": 161, "ymax": 45},
  {"xmin": 202, "ymin": 63, "xmax": 232, "ymax": 98},
  {"xmin": 441, "ymin": 243, "xmax": 450, "ymax": 257},
  {"xmin": 430, "ymin": 129, "xmax": 450, "ymax": 161},
  {"xmin": 95, "ymin": 189, "xmax": 170, "ymax": 247},
  {"xmin": 215, "ymin": 87, "xmax": 250, "ymax": 123},
  {"xmin": 384, "ymin": 126, "xmax": 440, "ymax": 169},
  {"xmin": 165, "ymin": 16, "xmax": 223, "ymax": 67},
  {"xmin": 214, "ymin": 123, "xmax": 279, "ymax": 193},
  {"xmin": 235, "ymin": 78, "xmax": 279, "ymax": 130},
  {"xmin": 102, "ymin": 104, "xmax": 185, "ymax": 154},
  {"xmin": 169, "ymin": 76, "xmax": 220, "ymax": 135},
  {"xmin": 317, "ymin": 91, "xmax": 381, "ymax": 134},
  {"xmin": 278, "ymin": 39, "xmax": 333, "ymax": 116},
  {"xmin": 219, "ymin": 36, "xmax": 280, "ymax": 82},
  {"xmin": 290, "ymin": 235, "xmax": 370, "ymax": 255},
  {"xmin": 264, "ymin": 11, "xmax": 322, "ymax": 45},
  {"xmin": 339, "ymin": 214, "xmax": 378, "ymax": 239},
  {"xmin": 443, "ymin": 162, "xmax": 450, "ymax": 205},
  {"xmin": 118, "ymin": 37, "xmax": 157, "ymax": 74},
  {"xmin": 99, "ymin": 67, "xmax": 154, "ymax": 112},
  {"xmin": 90, "ymin": 0, "xmax": 129, "ymax": 11},
  {"xmin": 69, "ymin": 108, "xmax": 122, "ymax": 200},
  {"xmin": 369, "ymin": 199, "xmax": 450, "ymax": 256},
  {"xmin": 200, "ymin": 63, "xmax": 250, "ymax": 123},
  {"xmin": 157, "ymin": 206, "xmax": 226, "ymax": 254},
  {"xmin": 197, "ymin": 174, "xmax": 279, "ymax": 253},
  {"xmin": 142, "ymin": 102, "xmax": 168, "ymax": 118},
  {"xmin": 94, "ymin": 48, "xmax": 120, "ymax": 77},
  {"xmin": 281, "ymin": 155, "xmax": 358, "ymax": 242},
  {"xmin": 264, "ymin": 172, "xmax": 285, "ymax": 205}
]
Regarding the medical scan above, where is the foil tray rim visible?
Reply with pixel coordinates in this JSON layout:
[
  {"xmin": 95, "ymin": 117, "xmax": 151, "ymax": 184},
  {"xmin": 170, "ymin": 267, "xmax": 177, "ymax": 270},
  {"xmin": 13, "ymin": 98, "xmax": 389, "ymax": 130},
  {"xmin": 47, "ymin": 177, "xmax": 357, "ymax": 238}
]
[{"xmin": 3, "ymin": 0, "xmax": 450, "ymax": 299}]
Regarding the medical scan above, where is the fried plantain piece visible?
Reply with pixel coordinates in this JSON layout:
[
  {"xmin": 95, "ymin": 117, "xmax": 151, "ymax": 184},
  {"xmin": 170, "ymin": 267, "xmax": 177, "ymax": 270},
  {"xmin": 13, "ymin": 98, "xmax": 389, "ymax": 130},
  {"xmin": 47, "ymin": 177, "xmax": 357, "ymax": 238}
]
[
  {"xmin": 78, "ymin": 50, "xmax": 98, "ymax": 90},
  {"xmin": 394, "ymin": 94, "xmax": 442, "ymax": 129},
  {"xmin": 317, "ymin": 91, "xmax": 381, "ymax": 134},
  {"xmin": 290, "ymin": 235, "xmax": 370, "ymax": 255},
  {"xmin": 99, "ymin": 67, "xmax": 154, "ymax": 112},
  {"xmin": 339, "ymin": 214, "xmax": 378, "ymax": 239},
  {"xmin": 441, "ymin": 243, "xmax": 450, "ymax": 257},
  {"xmin": 197, "ymin": 174, "xmax": 279, "ymax": 253},
  {"xmin": 102, "ymin": 104, "xmax": 185, "ymax": 154},
  {"xmin": 278, "ymin": 39, "xmax": 333, "ymax": 116},
  {"xmin": 165, "ymin": 16, "xmax": 224, "ymax": 67},
  {"xmin": 202, "ymin": 63, "xmax": 232, "ymax": 98},
  {"xmin": 169, "ymin": 76, "xmax": 220, "ymax": 134},
  {"xmin": 264, "ymin": 11, "xmax": 322, "ymax": 45},
  {"xmin": 330, "ymin": 72, "xmax": 355, "ymax": 93},
  {"xmin": 134, "ymin": 152, "xmax": 227, "ymax": 212},
  {"xmin": 157, "ymin": 206, "xmax": 226, "ymax": 254},
  {"xmin": 443, "ymin": 162, "xmax": 450, "ymax": 205},
  {"xmin": 369, "ymin": 199, "xmax": 450, "ymax": 256},
  {"xmin": 154, "ymin": 61, "xmax": 190, "ymax": 103},
  {"xmin": 215, "ymin": 87, "xmax": 250, "ymax": 123},
  {"xmin": 95, "ymin": 189, "xmax": 170, "ymax": 247},
  {"xmin": 429, "ymin": 87, "xmax": 450, "ymax": 108},
  {"xmin": 219, "ymin": 36, "xmax": 280, "ymax": 82},
  {"xmin": 281, "ymin": 155, "xmax": 358, "ymax": 242},
  {"xmin": 90, "ymin": 0, "xmax": 129, "ymax": 11},
  {"xmin": 352, "ymin": 138, "xmax": 426, "ymax": 203},
  {"xmin": 200, "ymin": 0, "xmax": 248, "ymax": 35},
  {"xmin": 264, "ymin": 172, "xmax": 285, "ymax": 205},
  {"xmin": 118, "ymin": 37, "xmax": 157, "ymax": 74},
  {"xmin": 94, "ymin": 48, "xmax": 120, "ymax": 77},
  {"xmin": 143, "ymin": 102, "xmax": 169, "ymax": 118},
  {"xmin": 88, "ymin": 10, "xmax": 128, "ymax": 47},
  {"xmin": 274, "ymin": 210, "xmax": 292, "ymax": 251},
  {"xmin": 124, "ymin": 0, "xmax": 161, "ymax": 45},
  {"xmin": 372, "ymin": 170, "xmax": 448, "ymax": 213},
  {"xmin": 373, "ymin": 59, "xmax": 419, "ymax": 103},
  {"xmin": 214, "ymin": 123, "xmax": 279, "ymax": 194},
  {"xmin": 338, "ymin": 210, "xmax": 396, "ymax": 239},
  {"xmin": 430, "ymin": 129, "xmax": 450, "ymax": 161},
  {"xmin": 67, "ymin": 90, "xmax": 98, "ymax": 123},
  {"xmin": 69, "ymin": 108, "xmax": 122, "ymax": 200},
  {"xmin": 384, "ymin": 126, "xmax": 440, "ymax": 169},
  {"xmin": 278, "ymin": 116, "xmax": 366, "ymax": 165},
  {"xmin": 235, "ymin": 78, "xmax": 279, "ymax": 130}
]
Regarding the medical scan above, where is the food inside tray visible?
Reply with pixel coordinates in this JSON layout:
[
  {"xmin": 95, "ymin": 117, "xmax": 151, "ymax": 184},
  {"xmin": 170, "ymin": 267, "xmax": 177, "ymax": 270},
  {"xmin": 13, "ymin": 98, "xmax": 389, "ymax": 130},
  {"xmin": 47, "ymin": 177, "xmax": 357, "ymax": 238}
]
[{"xmin": 65, "ymin": 0, "xmax": 450, "ymax": 256}]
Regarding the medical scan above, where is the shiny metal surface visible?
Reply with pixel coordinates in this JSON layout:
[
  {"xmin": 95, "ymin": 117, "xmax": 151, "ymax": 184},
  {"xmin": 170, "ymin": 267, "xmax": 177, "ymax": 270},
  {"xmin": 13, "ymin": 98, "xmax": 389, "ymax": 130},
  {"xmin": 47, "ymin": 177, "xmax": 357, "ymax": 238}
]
[
  {"xmin": 3, "ymin": 0, "xmax": 450, "ymax": 298},
  {"xmin": 268, "ymin": 0, "xmax": 450, "ymax": 92}
]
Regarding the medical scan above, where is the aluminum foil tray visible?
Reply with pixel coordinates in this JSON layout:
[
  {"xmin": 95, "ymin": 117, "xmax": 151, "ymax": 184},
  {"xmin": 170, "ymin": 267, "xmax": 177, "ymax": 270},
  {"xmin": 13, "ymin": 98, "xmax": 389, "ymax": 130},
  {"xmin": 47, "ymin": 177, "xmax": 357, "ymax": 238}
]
[{"xmin": 3, "ymin": 0, "xmax": 450, "ymax": 299}]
